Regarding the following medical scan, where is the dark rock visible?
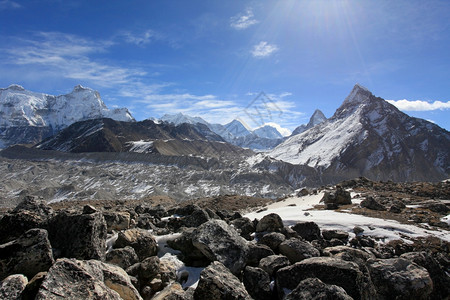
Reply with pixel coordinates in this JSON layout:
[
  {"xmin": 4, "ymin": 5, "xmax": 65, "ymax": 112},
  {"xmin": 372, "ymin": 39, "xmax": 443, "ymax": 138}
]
[
  {"xmin": 22, "ymin": 272, "xmax": 46, "ymax": 300},
  {"xmin": 298, "ymin": 188, "xmax": 309, "ymax": 196},
  {"xmin": 103, "ymin": 212, "xmax": 131, "ymax": 233},
  {"xmin": 138, "ymin": 256, "xmax": 160, "ymax": 283},
  {"xmin": 166, "ymin": 228, "xmax": 209, "ymax": 267},
  {"xmin": 423, "ymin": 201, "xmax": 449, "ymax": 214},
  {"xmin": 323, "ymin": 246, "xmax": 375, "ymax": 270},
  {"xmin": 322, "ymin": 229, "xmax": 349, "ymax": 242},
  {"xmin": 191, "ymin": 220, "xmax": 248, "ymax": 275},
  {"xmin": 245, "ymin": 243, "xmax": 275, "ymax": 266},
  {"xmin": 35, "ymin": 258, "xmax": 141, "ymax": 300},
  {"xmin": 291, "ymin": 221, "xmax": 321, "ymax": 241},
  {"xmin": 367, "ymin": 257, "xmax": 433, "ymax": 300},
  {"xmin": 114, "ymin": 228, "xmax": 158, "ymax": 260},
  {"xmin": 242, "ymin": 266, "xmax": 272, "ymax": 300},
  {"xmin": 0, "ymin": 228, "xmax": 54, "ymax": 281},
  {"xmin": 285, "ymin": 277, "xmax": 353, "ymax": 300},
  {"xmin": 47, "ymin": 211, "xmax": 107, "ymax": 260},
  {"xmin": 258, "ymin": 232, "xmax": 286, "ymax": 251},
  {"xmin": 255, "ymin": 213, "xmax": 284, "ymax": 232},
  {"xmin": 0, "ymin": 196, "xmax": 53, "ymax": 243},
  {"xmin": 276, "ymin": 257, "xmax": 373, "ymax": 300},
  {"xmin": 174, "ymin": 205, "xmax": 210, "ymax": 228},
  {"xmin": 0, "ymin": 274, "xmax": 28, "ymax": 300},
  {"xmin": 106, "ymin": 246, "xmax": 139, "ymax": 270},
  {"xmin": 230, "ymin": 217, "xmax": 255, "ymax": 241},
  {"xmin": 135, "ymin": 204, "xmax": 167, "ymax": 219},
  {"xmin": 360, "ymin": 196, "xmax": 386, "ymax": 211},
  {"xmin": 388, "ymin": 204, "xmax": 403, "ymax": 213},
  {"xmin": 258, "ymin": 254, "xmax": 290, "ymax": 277},
  {"xmin": 83, "ymin": 205, "xmax": 97, "ymax": 214},
  {"xmin": 350, "ymin": 235, "xmax": 376, "ymax": 248},
  {"xmin": 136, "ymin": 213, "xmax": 158, "ymax": 230},
  {"xmin": 322, "ymin": 186, "xmax": 351, "ymax": 209},
  {"xmin": 194, "ymin": 261, "xmax": 251, "ymax": 300},
  {"xmin": 353, "ymin": 226, "xmax": 364, "ymax": 235},
  {"xmin": 278, "ymin": 238, "xmax": 320, "ymax": 263}
]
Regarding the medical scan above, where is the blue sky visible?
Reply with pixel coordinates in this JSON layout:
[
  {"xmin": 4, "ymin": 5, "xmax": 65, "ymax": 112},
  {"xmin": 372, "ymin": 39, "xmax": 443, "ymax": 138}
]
[{"xmin": 0, "ymin": 0, "xmax": 449, "ymax": 132}]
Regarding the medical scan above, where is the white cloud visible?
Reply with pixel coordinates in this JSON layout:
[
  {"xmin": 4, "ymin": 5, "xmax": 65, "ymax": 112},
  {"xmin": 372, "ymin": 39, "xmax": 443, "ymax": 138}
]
[
  {"xmin": 256, "ymin": 122, "xmax": 292, "ymax": 137},
  {"xmin": 0, "ymin": 0, "xmax": 21, "ymax": 10},
  {"xmin": 230, "ymin": 9, "xmax": 258, "ymax": 30},
  {"xmin": 118, "ymin": 30, "xmax": 157, "ymax": 46},
  {"xmin": 386, "ymin": 99, "xmax": 450, "ymax": 111},
  {"xmin": 251, "ymin": 41, "xmax": 278, "ymax": 58}
]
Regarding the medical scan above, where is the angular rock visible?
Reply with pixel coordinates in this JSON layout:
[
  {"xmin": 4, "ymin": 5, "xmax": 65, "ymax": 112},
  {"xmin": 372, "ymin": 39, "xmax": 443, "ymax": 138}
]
[
  {"xmin": 360, "ymin": 196, "xmax": 386, "ymax": 211},
  {"xmin": 285, "ymin": 277, "xmax": 353, "ymax": 300},
  {"xmin": 243, "ymin": 266, "xmax": 272, "ymax": 300},
  {"xmin": 245, "ymin": 243, "xmax": 275, "ymax": 266},
  {"xmin": 255, "ymin": 213, "xmax": 284, "ymax": 232},
  {"xmin": 114, "ymin": 228, "xmax": 158, "ymax": 260},
  {"xmin": 291, "ymin": 221, "xmax": 321, "ymax": 241},
  {"xmin": 152, "ymin": 283, "xmax": 188, "ymax": 300},
  {"xmin": 191, "ymin": 220, "xmax": 248, "ymax": 275},
  {"xmin": 48, "ymin": 211, "xmax": 107, "ymax": 260},
  {"xmin": 323, "ymin": 246, "xmax": 375, "ymax": 269},
  {"xmin": 0, "ymin": 228, "xmax": 54, "ymax": 280},
  {"xmin": 35, "ymin": 258, "xmax": 142, "ymax": 300},
  {"xmin": 258, "ymin": 232, "xmax": 286, "ymax": 251},
  {"xmin": 259, "ymin": 254, "xmax": 290, "ymax": 277},
  {"xmin": 0, "ymin": 274, "xmax": 28, "ymax": 300},
  {"xmin": 278, "ymin": 238, "xmax": 320, "ymax": 263},
  {"xmin": 322, "ymin": 186, "xmax": 351, "ymax": 209},
  {"xmin": 0, "ymin": 196, "xmax": 53, "ymax": 243},
  {"xmin": 367, "ymin": 257, "xmax": 433, "ymax": 300},
  {"xmin": 230, "ymin": 217, "xmax": 255, "ymax": 241},
  {"xmin": 166, "ymin": 228, "xmax": 209, "ymax": 267},
  {"xmin": 194, "ymin": 262, "xmax": 251, "ymax": 300},
  {"xmin": 138, "ymin": 256, "xmax": 160, "ymax": 283},
  {"xmin": 106, "ymin": 246, "xmax": 140, "ymax": 270},
  {"xmin": 276, "ymin": 257, "xmax": 371, "ymax": 300},
  {"xmin": 104, "ymin": 212, "xmax": 131, "ymax": 233},
  {"xmin": 22, "ymin": 272, "xmax": 46, "ymax": 300},
  {"xmin": 322, "ymin": 229, "xmax": 349, "ymax": 242}
]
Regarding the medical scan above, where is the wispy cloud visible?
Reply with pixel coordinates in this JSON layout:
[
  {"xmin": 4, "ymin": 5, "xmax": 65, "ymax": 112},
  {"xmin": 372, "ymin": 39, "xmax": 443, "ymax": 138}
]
[
  {"xmin": 117, "ymin": 29, "xmax": 159, "ymax": 46},
  {"xmin": 386, "ymin": 99, "xmax": 450, "ymax": 111},
  {"xmin": 251, "ymin": 41, "xmax": 278, "ymax": 58},
  {"xmin": 230, "ymin": 9, "xmax": 258, "ymax": 30},
  {"xmin": 0, "ymin": 0, "xmax": 21, "ymax": 10}
]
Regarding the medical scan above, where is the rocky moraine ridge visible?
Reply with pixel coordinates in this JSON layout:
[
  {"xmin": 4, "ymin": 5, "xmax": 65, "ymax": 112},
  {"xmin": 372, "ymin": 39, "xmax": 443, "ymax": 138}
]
[{"xmin": 1, "ymin": 178, "xmax": 449, "ymax": 299}]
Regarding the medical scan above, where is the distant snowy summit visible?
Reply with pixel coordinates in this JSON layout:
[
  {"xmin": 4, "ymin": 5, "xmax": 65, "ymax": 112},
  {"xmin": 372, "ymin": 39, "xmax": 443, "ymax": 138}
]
[{"xmin": 0, "ymin": 84, "xmax": 134, "ymax": 147}]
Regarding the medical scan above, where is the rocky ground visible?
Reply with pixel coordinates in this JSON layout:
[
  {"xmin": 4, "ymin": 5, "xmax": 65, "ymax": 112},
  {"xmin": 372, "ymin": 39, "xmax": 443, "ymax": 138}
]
[{"xmin": 0, "ymin": 178, "xmax": 449, "ymax": 299}]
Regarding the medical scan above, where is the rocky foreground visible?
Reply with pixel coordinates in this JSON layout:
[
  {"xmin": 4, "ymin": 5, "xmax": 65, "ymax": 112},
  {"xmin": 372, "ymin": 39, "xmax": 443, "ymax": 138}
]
[{"xmin": 0, "ymin": 179, "xmax": 449, "ymax": 299}]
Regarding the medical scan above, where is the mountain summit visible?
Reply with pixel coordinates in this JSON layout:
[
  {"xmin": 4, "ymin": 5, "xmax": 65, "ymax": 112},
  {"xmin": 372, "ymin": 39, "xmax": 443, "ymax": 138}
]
[
  {"xmin": 291, "ymin": 109, "xmax": 327, "ymax": 136},
  {"xmin": 270, "ymin": 84, "xmax": 450, "ymax": 182},
  {"xmin": 0, "ymin": 85, "xmax": 134, "ymax": 148}
]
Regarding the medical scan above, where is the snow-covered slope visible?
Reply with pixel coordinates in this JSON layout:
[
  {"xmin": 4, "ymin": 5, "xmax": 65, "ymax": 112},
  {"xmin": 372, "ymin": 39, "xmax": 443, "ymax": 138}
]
[
  {"xmin": 253, "ymin": 124, "xmax": 284, "ymax": 139},
  {"xmin": 0, "ymin": 84, "xmax": 134, "ymax": 147},
  {"xmin": 291, "ymin": 109, "xmax": 327, "ymax": 136},
  {"xmin": 270, "ymin": 84, "xmax": 450, "ymax": 182}
]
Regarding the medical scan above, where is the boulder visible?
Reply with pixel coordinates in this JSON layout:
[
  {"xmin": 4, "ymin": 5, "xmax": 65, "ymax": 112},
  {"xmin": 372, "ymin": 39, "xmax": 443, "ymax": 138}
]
[
  {"xmin": 104, "ymin": 212, "xmax": 131, "ymax": 233},
  {"xmin": 291, "ymin": 221, "xmax": 321, "ymax": 241},
  {"xmin": 0, "ymin": 196, "xmax": 53, "ymax": 243},
  {"xmin": 194, "ymin": 262, "xmax": 251, "ymax": 300},
  {"xmin": 258, "ymin": 232, "xmax": 286, "ymax": 251},
  {"xmin": 367, "ymin": 257, "xmax": 433, "ymax": 300},
  {"xmin": 322, "ymin": 229, "xmax": 349, "ymax": 242},
  {"xmin": 278, "ymin": 238, "xmax": 320, "ymax": 263},
  {"xmin": 152, "ymin": 283, "xmax": 188, "ymax": 300},
  {"xmin": 191, "ymin": 220, "xmax": 248, "ymax": 275},
  {"xmin": 255, "ymin": 213, "xmax": 284, "ymax": 232},
  {"xmin": 138, "ymin": 256, "xmax": 160, "ymax": 283},
  {"xmin": 106, "ymin": 246, "xmax": 140, "ymax": 270},
  {"xmin": 258, "ymin": 254, "xmax": 290, "ymax": 277},
  {"xmin": 242, "ymin": 266, "xmax": 272, "ymax": 300},
  {"xmin": 166, "ymin": 228, "xmax": 209, "ymax": 267},
  {"xmin": 360, "ymin": 196, "xmax": 386, "ymax": 211},
  {"xmin": 114, "ymin": 228, "xmax": 158, "ymax": 260},
  {"xmin": 230, "ymin": 217, "xmax": 255, "ymax": 241},
  {"xmin": 0, "ymin": 228, "xmax": 54, "ymax": 280},
  {"xmin": 285, "ymin": 277, "xmax": 353, "ymax": 300},
  {"xmin": 173, "ymin": 205, "xmax": 210, "ymax": 229},
  {"xmin": 47, "ymin": 211, "xmax": 107, "ymax": 260},
  {"xmin": 276, "ymin": 257, "xmax": 371, "ymax": 300},
  {"xmin": 0, "ymin": 274, "xmax": 28, "ymax": 300},
  {"xmin": 245, "ymin": 243, "xmax": 275, "ymax": 266},
  {"xmin": 35, "ymin": 258, "xmax": 142, "ymax": 300},
  {"xmin": 323, "ymin": 246, "xmax": 375, "ymax": 269},
  {"xmin": 22, "ymin": 272, "xmax": 46, "ymax": 300},
  {"xmin": 322, "ymin": 186, "xmax": 351, "ymax": 209}
]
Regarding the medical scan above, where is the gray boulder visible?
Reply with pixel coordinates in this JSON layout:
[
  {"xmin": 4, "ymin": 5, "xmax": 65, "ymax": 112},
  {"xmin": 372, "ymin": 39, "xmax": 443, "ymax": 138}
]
[
  {"xmin": 367, "ymin": 257, "xmax": 433, "ymax": 300},
  {"xmin": 322, "ymin": 230, "xmax": 349, "ymax": 242},
  {"xmin": 166, "ymin": 227, "xmax": 209, "ymax": 267},
  {"xmin": 285, "ymin": 277, "xmax": 353, "ymax": 300},
  {"xmin": 194, "ymin": 262, "xmax": 251, "ymax": 300},
  {"xmin": 47, "ymin": 211, "xmax": 107, "ymax": 260},
  {"xmin": 245, "ymin": 243, "xmax": 275, "ymax": 266},
  {"xmin": 259, "ymin": 254, "xmax": 290, "ymax": 277},
  {"xmin": 106, "ymin": 246, "xmax": 140, "ymax": 270},
  {"xmin": 0, "ymin": 228, "xmax": 54, "ymax": 280},
  {"xmin": 191, "ymin": 220, "xmax": 248, "ymax": 275},
  {"xmin": 291, "ymin": 221, "xmax": 321, "ymax": 241},
  {"xmin": 256, "ymin": 213, "xmax": 284, "ymax": 232},
  {"xmin": 322, "ymin": 186, "xmax": 351, "ymax": 209},
  {"xmin": 258, "ymin": 232, "xmax": 286, "ymax": 251},
  {"xmin": 360, "ymin": 196, "xmax": 386, "ymax": 211},
  {"xmin": 151, "ymin": 283, "xmax": 189, "ymax": 300},
  {"xmin": 230, "ymin": 217, "xmax": 255, "ymax": 241},
  {"xmin": 104, "ymin": 212, "xmax": 131, "ymax": 233},
  {"xmin": 276, "ymin": 257, "xmax": 371, "ymax": 300},
  {"xmin": 0, "ymin": 274, "xmax": 28, "ymax": 300},
  {"xmin": 278, "ymin": 238, "xmax": 320, "ymax": 263},
  {"xmin": 35, "ymin": 258, "xmax": 142, "ymax": 300},
  {"xmin": 323, "ymin": 246, "xmax": 375, "ymax": 269},
  {"xmin": 243, "ymin": 266, "xmax": 272, "ymax": 300},
  {"xmin": 114, "ymin": 228, "xmax": 158, "ymax": 260}
]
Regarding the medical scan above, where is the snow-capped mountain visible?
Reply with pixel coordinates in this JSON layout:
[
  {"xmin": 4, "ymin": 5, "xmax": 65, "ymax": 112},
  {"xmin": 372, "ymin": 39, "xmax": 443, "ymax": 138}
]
[
  {"xmin": 0, "ymin": 84, "xmax": 134, "ymax": 147},
  {"xmin": 253, "ymin": 125, "xmax": 283, "ymax": 139},
  {"xmin": 270, "ymin": 84, "xmax": 450, "ymax": 182},
  {"xmin": 291, "ymin": 109, "xmax": 327, "ymax": 136}
]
